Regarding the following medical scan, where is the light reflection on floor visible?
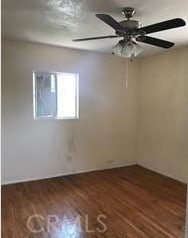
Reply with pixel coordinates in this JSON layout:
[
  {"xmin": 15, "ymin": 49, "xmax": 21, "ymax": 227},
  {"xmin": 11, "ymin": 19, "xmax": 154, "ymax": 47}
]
[{"xmin": 56, "ymin": 217, "xmax": 81, "ymax": 238}]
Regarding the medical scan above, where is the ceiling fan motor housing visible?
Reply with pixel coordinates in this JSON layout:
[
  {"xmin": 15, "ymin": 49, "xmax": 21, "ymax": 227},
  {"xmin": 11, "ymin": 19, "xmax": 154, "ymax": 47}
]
[{"xmin": 119, "ymin": 20, "xmax": 140, "ymax": 31}]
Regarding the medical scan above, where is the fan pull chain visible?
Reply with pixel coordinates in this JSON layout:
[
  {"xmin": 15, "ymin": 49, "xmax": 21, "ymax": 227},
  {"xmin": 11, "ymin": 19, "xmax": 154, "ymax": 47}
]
[{"xmin": 125, "ymin": 59, "xmax": 129, "ymax": 89}]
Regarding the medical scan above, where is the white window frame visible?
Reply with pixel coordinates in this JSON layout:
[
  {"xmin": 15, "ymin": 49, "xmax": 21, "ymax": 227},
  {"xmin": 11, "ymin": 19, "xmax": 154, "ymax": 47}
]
[{"xmin": 33, "ymin": 70, "xmax": 79, "ymax": 120}]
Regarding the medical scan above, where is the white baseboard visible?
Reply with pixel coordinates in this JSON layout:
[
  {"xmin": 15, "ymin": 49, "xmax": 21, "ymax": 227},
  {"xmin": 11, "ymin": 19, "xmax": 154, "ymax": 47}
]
[{"xmin": 2, "ymin": 161, "xmax": 137, "ymax": 185}]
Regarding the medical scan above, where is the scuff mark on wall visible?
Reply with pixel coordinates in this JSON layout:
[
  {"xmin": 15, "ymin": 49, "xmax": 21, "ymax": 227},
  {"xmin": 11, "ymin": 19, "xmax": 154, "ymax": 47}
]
[{"xmin": 68, "ymin": 126, "xmax": 76, "ymax": 153}]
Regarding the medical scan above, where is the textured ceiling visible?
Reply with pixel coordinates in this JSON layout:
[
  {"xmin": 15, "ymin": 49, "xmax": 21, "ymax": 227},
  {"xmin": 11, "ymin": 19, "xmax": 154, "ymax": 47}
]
[{"xmin": 2, "ymin": 0, "xmax": 188, "ymax": 57}]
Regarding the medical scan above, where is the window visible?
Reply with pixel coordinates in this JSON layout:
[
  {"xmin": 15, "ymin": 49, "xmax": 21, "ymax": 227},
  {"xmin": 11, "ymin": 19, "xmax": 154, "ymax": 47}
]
[{"xmin": 33, "ymin": 71, "xmax": 79, "ymax": 119}]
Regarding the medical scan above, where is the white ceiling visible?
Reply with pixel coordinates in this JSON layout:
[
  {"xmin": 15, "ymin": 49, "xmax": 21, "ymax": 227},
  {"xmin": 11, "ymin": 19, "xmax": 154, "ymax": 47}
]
[{"xmin": 2, "ymin": 0, "xmax": 188, "ymax": 57}]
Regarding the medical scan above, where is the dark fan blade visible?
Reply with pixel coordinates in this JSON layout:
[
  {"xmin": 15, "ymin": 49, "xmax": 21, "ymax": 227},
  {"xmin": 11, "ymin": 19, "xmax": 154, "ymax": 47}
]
[
  {"xmin": 136, "ymin": 36, "xmax": 174, "ymax": 48},
  {"xmin": 138, "ymin": 18, "xmax": 186, "ymax": 34},
  {"xmin": 96, "ymin": 14, "xmax": 125, "ymax": 31},
  {"xmin": 72, "ymin": 35, "xmax": 120, "ymax": 42}
]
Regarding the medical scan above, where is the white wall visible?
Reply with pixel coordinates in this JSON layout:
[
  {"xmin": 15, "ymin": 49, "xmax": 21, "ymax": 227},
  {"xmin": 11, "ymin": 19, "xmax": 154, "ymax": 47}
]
[
  {"xmin": 137, "ymin": 47, "xmax": 188, "ymax": 183},
  {"xmin": 2, "ymin": 39, "xmax": 138, "ymax": 184},
  {"xmin": 2, "ymin": 39, "xmax": 188, "ymax": 185}
]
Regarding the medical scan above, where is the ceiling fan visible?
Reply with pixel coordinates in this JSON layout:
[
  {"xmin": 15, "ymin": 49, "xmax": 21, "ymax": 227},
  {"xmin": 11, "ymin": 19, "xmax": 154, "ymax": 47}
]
[{"xmin": 72, "ymin": 7, "xmax": 186, "ymax": 58}]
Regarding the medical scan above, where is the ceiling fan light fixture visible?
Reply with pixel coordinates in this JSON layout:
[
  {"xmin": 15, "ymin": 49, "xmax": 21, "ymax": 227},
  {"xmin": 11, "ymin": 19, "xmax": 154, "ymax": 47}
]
[
  {"xmin": 121, "ymin": 41, "xmax": 143, "ymax": 58},
  {"xmin": 111, "ymin": 40, "xmax": 125, "ymax": 56},
  {"xmin": 112, "ymin": 40, "xmax": 143, "ymax": 58}
]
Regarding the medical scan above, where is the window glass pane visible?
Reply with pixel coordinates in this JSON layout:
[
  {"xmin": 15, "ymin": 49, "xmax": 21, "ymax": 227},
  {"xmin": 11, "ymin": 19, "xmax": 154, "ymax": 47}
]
[
  {"xmin": 35, "ymin": 73, "xmax": 57, "ymax": 118},
  {"xmin": 57, "ymin": 73, "xmax": 77, "ymax": 118}
]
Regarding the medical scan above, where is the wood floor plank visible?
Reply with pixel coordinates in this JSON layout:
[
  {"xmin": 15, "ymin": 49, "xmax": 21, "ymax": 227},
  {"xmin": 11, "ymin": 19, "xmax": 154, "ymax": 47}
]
[{"xmin": 2, "ymin": 165, "xmax": 187, "ymax": 238}]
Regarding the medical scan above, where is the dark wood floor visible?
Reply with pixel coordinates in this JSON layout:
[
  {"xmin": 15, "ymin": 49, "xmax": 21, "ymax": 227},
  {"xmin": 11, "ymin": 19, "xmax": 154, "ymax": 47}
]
[{"xmin": 2, "ymin": 165, "xmax": 187, "ymax": 238}]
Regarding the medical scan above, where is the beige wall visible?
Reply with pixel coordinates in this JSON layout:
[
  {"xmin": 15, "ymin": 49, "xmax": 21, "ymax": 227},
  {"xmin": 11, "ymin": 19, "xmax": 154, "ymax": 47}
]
[
  {"xmin": 2, "ymin": 39, "xmax": 138, "ymax": 184},
  {"xmin": 2, "ymin": 39, "xmax": 188, "ymax": 185},
  {"xmin": 137, "ymin": 47, "xmax": 188, "ymax": 183}
]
